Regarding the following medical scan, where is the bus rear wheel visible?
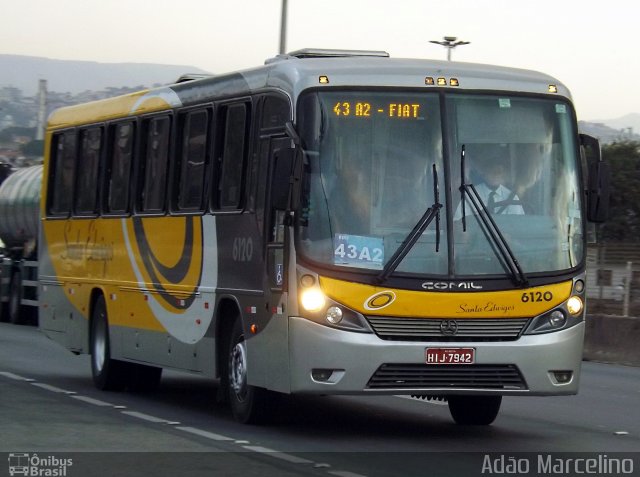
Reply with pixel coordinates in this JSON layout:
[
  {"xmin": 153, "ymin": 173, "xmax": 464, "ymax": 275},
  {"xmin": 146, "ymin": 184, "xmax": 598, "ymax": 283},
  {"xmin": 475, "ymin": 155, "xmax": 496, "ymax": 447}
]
[
  {"xmin": 448, "ymin": 395, "xmax": 502, "ymax": 425},
  {"xmin": 90, "ymin": 295, "xmax": 128, "ymax": 391},
  {"xmin": 8, "ymin": 270, "xmax": 23, "ymax": 325},
  {"xmin": 227, "ymin": 318, "xmax": 274, "ymax": 424}
]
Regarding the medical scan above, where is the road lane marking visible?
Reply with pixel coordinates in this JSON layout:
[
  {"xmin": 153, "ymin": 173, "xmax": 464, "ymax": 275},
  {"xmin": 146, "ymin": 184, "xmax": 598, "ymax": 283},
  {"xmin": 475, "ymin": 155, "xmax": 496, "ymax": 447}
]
[
  {"xmin": 175, "ymin": 426, "xmax": 234, "ymax": 441},
  {"xmin": 241, "ymin": 446, "xmax": 314, "ymax": 464},
  {"xmin": 0, "ymin": 371, "xmax": 32, "ymax": 381},
  {"xmin": 31, "ymin": 382, "xmax": 76, "ymax": 394},
  {"xmin": 328, "ymin": 471, "xmax": 369, "ymax": 477},
  {"xmin": 71, "ymin": 395, "xmax": 115, "ymax": 407},
  {"xmin": 2, "ymin": 371, "xmax": 372, "ymax": 476},
  {"xmin": 121, "ymin": 410, "xmax": 172, "ymax": 423}
]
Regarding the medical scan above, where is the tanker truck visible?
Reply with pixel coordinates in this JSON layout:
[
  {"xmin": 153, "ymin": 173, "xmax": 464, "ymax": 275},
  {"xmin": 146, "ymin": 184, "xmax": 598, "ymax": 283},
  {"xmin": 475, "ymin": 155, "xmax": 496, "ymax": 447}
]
[{"xmin": 0, "ymin": 165, "xmax": 42, "ymax": 325}]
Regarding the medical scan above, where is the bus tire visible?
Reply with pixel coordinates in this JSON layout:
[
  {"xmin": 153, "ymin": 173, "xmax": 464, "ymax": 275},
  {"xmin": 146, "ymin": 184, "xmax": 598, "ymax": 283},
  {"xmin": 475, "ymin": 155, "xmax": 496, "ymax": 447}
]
[
  {"xmin": 90, "ymin": 295, "xmax": 128, "ymax": 391},
  {"xmin": 448, "ymin": 395, "xmax": 502, "ymax": 425},
  {"xmin": 227, "ymin": 318, "xmax": 273, "ymax": 424},
  {"xmin": 8, "ymin": 270, "xmax": 23, "ymax": 325}
]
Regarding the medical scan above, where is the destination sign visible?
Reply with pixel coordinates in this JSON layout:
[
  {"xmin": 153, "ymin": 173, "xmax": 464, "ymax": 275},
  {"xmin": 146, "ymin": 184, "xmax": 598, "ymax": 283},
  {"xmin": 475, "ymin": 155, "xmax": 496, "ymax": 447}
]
[{"xmin": 333, "ymin": 101, "xmax": 423, "ymax": 119}]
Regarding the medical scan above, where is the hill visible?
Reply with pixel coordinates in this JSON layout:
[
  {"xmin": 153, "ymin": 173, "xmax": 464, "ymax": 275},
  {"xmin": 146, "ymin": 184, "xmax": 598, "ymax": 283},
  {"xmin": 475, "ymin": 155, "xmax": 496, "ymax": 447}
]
[
  {"xmin": 579, "ymin": 117, "xmax": 640, "ymax": 145},
  {"xmin": 0, "ymin": 54, "xmax": 210, "ymax": 95},
  {"xmin": 590, "ymin": 113, "xmax": 640, "ymax": 136}
]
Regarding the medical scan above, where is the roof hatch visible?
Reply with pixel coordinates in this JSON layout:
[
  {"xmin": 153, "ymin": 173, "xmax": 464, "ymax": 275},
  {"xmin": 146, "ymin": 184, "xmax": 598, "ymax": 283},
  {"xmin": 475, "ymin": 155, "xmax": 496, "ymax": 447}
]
[{"xmin": 265, "ymin": 48, "xmax": 390, "ymax": 64}]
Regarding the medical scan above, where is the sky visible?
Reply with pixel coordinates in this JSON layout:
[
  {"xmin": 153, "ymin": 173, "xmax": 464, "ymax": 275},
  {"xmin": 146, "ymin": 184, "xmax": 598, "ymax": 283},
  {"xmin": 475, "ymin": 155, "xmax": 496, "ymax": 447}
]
[{"xmin": 1, "ymin": 0, "xmax": 638, "ymax": 120}]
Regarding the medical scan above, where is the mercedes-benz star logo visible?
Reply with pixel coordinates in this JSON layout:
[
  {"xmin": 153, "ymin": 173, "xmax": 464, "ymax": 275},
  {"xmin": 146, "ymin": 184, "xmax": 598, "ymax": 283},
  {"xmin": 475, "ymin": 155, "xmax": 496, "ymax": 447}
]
[{"xmin": 440, "ymin": 320, "xmax": 459, "ymax": 335}]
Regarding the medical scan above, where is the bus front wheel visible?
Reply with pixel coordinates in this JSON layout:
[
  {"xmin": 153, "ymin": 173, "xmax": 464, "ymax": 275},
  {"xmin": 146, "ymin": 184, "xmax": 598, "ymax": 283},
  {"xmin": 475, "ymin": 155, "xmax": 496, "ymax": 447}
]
[
  {"xmin": 90, "ymin": 295, "xmax": 128, "ymax": 391},
  {"xmin": 227, "ymin": 318, "xmax": 273, "ymax": 424},
  {"xmin": 448, "ymin": 395, "xmax": 502, "ymax": 425}
]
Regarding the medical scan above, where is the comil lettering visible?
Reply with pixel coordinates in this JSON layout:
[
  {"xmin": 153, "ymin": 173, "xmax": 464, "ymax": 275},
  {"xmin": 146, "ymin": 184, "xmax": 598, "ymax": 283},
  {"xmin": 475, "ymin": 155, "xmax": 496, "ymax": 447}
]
[{"xmin": 422, "ymin": 281, "xmax": 483, "ymax": 290}]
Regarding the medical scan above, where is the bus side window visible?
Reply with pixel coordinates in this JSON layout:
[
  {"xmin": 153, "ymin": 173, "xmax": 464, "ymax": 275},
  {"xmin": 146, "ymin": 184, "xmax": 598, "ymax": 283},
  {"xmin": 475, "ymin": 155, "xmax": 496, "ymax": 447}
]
[
  {"xmin": 254, "ymin": 94, "xmax": 291, "ymax": 235},
  {"xmin": 261, "ymin": 95, "xmax": 290, "ymax": 131},
  {"xmin": 48, "ymin": 131, "xmax": 77, "ymax": 216},
  {"xmin": 75, "ymin": 126, "xmax": 103, "ymax": 216},
  {"xmin": 214, "ymin": 102, "xmax": 250, "ymax": 210},
  {"xmin": 139, "ymin": 116, "xmax": 171, "ymax": 213},
  {"xmin": 175, "ymin": 109, "xmax": 210, "ymax": 212},
  {"xmin": 105, "ymin": 121, "xmax": 135, "ymax": 215}
]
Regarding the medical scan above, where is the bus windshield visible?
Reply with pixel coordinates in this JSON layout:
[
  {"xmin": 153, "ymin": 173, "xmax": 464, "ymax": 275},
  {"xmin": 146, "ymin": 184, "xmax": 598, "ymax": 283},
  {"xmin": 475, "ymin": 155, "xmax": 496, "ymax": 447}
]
[{"xmin": 296, "ymin": 90, "xmax": 583, "ymax": 278}]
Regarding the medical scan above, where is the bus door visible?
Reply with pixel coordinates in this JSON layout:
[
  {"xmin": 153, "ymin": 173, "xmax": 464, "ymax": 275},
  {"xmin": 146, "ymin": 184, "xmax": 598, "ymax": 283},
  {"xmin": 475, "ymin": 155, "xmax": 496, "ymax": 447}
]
[
  {"xmin": 254, "ymin": 135, "xmax": 292, "ymax": 392},
  {"xmin": 265, "ymin": 136, "xmax": 290, "ymax": 316}
]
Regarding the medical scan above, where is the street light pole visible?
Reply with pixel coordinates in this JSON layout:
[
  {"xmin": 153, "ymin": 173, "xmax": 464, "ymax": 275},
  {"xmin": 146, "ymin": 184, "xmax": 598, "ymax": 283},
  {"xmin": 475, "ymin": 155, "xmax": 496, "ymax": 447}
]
[
  {"xmin": 279, "ymin": 0, "xmax": 288, "ymax": 54},
  {"xmin": 429, "ymin": 36, "xmax": 470, "ymax": 61}
]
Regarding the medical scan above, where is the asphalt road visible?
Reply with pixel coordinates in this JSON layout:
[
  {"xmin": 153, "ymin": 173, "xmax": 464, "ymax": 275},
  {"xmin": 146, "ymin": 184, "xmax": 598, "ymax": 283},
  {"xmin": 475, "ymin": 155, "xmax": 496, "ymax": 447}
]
[{"xmin": 1, "ymin": 323, "xmax": 639, "ymax": 477}]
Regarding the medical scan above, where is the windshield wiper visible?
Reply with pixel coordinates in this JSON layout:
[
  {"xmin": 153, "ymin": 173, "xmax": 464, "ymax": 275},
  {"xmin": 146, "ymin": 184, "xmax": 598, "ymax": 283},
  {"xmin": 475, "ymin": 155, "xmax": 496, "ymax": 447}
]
[
  {"xmin": 375, "ymin": 164, "xmax": 442, "ymax": 284},
  {"xmin": 459, "ymin": 145, "xmax": 528, "ymax": 287}
]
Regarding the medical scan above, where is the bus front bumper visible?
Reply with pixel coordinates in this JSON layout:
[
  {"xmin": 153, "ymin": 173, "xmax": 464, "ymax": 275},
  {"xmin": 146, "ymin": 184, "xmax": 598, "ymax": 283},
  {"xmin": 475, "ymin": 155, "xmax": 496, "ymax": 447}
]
[{"xmin": 288, "ymin": 316, "xmax": 584, "ymax": 396}]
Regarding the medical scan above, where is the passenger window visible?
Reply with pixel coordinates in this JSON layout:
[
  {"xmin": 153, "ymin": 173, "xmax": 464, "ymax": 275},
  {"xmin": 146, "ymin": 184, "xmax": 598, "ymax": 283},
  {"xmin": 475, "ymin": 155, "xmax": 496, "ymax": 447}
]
[
  {"xmin": 105, "ymin": 122, "xmax": 135, "ymax": 214},
  {"xmin": 140, "ymin": 116, "xmax": 171, "ymax": 213},
  {"xmin": 176, "ymin": 110, "xmax": 209, "ymax": 211},
  {"xmin": 75, "ymin": 127, "xmax": 102, "ymax": 215},
  {"xmin": 216, "ymin": 103, "xmax": 249, "ymax": 210},
  {"xmin": 48, "ymin": 131, "xmax": 77, "ymax": 216}
]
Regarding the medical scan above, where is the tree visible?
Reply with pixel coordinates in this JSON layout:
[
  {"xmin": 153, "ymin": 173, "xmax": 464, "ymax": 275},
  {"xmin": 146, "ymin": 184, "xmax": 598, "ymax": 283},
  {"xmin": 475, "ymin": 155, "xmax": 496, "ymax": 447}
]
[
  {"xmin": 21, "ymin": 139, "xmax": 44, "ymax": 157},
  {"xmin": 0, "ymin": 126, "xmax": 36, "ymax": 143},
  {"xmin": 599, "ymin": 141, "xmax": 640, "ymax": 242}
]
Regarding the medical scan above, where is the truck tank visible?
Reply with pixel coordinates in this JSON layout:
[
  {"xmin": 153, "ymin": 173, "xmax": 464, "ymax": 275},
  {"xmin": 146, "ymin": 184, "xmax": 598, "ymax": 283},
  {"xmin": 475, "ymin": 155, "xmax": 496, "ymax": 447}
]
[{"xmin": 0, "ymin": 165, "xmax": 42, "ymax": 250}]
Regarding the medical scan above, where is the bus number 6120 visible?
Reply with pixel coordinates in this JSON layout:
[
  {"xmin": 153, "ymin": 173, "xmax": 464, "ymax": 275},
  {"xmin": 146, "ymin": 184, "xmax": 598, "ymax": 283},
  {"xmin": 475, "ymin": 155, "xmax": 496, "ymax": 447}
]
[{"xmin": 521, "ymin": 291, "xmax": 553, "ymax": 303}]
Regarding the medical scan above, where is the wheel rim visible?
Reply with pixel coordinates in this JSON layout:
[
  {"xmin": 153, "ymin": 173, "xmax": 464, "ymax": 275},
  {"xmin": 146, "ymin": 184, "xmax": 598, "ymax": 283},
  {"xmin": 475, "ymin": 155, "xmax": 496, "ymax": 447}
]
[
  {"xmin": 229, "ymin": 338, "xmax": 248, "ymax": 401},
  {"xmin": 93, "ymin": 314, "xmax": 107, "ymax": 373}
]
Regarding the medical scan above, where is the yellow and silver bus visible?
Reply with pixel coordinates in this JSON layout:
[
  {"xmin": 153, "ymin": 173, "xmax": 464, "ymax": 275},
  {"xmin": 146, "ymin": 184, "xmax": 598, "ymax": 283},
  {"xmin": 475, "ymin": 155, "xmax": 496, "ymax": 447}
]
[{"xmin": 39, "ymin": 49, "xmax": 609, "ymax": 425}]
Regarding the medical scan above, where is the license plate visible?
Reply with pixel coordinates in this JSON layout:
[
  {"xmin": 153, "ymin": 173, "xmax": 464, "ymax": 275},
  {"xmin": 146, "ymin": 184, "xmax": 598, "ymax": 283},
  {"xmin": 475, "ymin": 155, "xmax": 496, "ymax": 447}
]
[{"xmin": 425, "ymin": 347, "xmax": 475, "ymax": 364}]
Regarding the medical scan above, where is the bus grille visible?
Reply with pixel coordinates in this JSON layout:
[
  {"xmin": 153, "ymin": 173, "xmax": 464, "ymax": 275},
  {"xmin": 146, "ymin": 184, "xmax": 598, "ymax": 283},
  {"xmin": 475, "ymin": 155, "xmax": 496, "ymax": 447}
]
[
  {"xmin": 367, "ymin": 364, "xmax": 527, "ymax": 390},
  {"xmin": 366, "ymin": 317, "xmax": 529, "ymax": 341}
]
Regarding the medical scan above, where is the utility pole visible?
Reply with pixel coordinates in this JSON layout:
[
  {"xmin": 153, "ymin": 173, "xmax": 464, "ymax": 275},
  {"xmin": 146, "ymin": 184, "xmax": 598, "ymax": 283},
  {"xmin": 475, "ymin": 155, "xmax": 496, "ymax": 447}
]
[
  {"xmin": 279, "ymin": 0, "xmax": 288, "ymax": 54},
  {"xmin": 429, "ymin": 36, "xmax": 470, "ymax": 61},
  {"xmin": 35, "ymin": 79, "xmax": 47, "ymax": 141}
]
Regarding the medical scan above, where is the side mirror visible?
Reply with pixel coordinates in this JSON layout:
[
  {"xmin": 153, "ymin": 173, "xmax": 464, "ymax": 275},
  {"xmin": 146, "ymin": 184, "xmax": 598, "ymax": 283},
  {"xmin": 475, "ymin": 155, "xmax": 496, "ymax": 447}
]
[
  {"xmin": 271, "ymin": 147, "xmax": 295, "ymax": 211},
  {"xmin": 579, "ymin": 134, "xmax": 610, "ymax": 223},
  {"xmin": 587, "ymin": 160, "xmax": 610, "ymax": 223}
]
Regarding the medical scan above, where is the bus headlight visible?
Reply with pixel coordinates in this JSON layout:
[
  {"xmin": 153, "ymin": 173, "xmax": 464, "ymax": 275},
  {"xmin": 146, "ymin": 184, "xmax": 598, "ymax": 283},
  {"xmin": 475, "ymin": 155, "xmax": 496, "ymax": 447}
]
[
  {"xmin": 525, "ymin": 305, "xmax": 582, "ymax": 335},
  {"xmin": 296, "ymin": 267, "xmax": 373, "ymax": 333},
  {"xmin": 326, "ymin": 306, "xmax": 343, "ymax": 324},
  {"xmin": 300, "ymin": 288, "xmax": 326, "ymax": 312},
  {"xmin": 567, "ymin": 296, "xmax": 583, "ymax": 315},
  {"xmin": 548, "ymin": 310, "xmax": 566, "ymax": 328}
]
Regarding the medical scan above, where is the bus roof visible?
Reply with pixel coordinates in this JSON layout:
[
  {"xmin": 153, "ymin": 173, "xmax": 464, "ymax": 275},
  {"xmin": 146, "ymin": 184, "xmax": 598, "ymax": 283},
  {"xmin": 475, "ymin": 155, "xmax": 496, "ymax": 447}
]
[{"xmin": 47, "ymin": 50, "xmax": 571, "ymax": 129}]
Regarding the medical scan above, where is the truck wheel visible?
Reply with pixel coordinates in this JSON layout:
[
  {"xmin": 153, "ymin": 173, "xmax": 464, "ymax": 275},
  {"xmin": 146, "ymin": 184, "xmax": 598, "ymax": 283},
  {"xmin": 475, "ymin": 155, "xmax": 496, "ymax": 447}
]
[
  {"xmin": 448, "ymin": 395, "xmax": 502, "ymax": 425},
  {"xmin": 8, "ymin": 270, "xmax": 23, "ymax": 325},
  {"xmin": 227, "ymin": 318, "xmax": 273, "ymax": 424},
  {"xmin": 90, "ymin": 295, "xmax": 128, "ymax": 391}
]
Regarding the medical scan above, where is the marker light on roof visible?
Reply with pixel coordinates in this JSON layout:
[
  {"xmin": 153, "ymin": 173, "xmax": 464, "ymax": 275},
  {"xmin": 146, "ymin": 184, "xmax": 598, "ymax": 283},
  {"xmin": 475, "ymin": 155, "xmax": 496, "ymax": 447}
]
[
  {"xmin": 319, "ymin": 75, "xmax": 330, "ymax": 84},
  {"xmin": 548, "ymin": 84, "xmax": 558, "ymax": 93}
]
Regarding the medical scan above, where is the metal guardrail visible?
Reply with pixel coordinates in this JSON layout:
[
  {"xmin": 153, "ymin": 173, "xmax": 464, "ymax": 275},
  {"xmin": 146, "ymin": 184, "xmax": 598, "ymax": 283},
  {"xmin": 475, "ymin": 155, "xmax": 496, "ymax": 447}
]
[{"xmin": 587, "ymin": 244, "xmax": 640, "ymax": 317}]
